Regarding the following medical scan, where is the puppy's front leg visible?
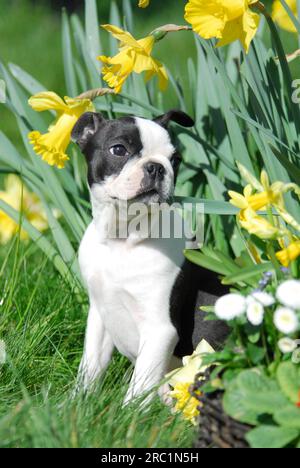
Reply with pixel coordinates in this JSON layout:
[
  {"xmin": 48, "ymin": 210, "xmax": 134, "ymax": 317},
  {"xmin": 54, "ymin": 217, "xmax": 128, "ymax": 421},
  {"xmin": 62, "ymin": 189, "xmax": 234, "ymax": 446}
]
[
  {"xmin": 124, "ymin": 323, "xmax": 178, "ymax": 405},
  {"xmin": 76, "ymin": 304, "xmax": 114, "ymax": 392}
]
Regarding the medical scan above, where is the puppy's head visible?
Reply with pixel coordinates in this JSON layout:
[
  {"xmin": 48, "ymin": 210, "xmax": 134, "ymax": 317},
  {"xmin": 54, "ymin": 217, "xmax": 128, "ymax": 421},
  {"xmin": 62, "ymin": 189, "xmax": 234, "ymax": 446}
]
[{"xmin": 71, "ymin": 110, "xmax": 194, "ymax": 204}]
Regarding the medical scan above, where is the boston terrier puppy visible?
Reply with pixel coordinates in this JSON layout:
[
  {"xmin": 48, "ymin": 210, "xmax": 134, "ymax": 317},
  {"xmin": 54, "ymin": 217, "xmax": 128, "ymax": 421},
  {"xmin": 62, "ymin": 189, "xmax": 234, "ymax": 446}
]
[{"xmin": 71, "ymin": 110, "xmax": 228, "ymax": 404}]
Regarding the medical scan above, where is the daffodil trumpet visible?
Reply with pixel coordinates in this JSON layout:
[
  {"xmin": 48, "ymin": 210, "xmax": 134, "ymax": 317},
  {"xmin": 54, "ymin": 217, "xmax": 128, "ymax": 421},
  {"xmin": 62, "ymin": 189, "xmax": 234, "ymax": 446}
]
[{"xmin": 28, "ymin": 92, "xmax": 94, "ymax": 169}]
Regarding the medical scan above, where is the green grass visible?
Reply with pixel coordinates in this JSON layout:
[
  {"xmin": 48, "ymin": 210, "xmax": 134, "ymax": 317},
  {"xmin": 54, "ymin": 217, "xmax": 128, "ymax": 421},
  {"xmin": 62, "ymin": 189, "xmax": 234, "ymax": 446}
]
[{"xmin": 0, "ymin": 239, "xmax": 195, "ymax": 448}]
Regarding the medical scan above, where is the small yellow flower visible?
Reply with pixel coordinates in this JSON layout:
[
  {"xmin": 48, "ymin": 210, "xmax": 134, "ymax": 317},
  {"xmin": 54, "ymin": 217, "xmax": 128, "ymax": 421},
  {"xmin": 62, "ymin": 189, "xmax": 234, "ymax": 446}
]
[
  {"xmin": 138, "ymin": 0, "xmax": 150, "ymax": 7},
  {"xmin": 167, "ymin": 340, "xmax": 214, "ymax": 424},
  {"xmin": 239, "ymin": 207, "xmax": 280, "ymax": 239},
  {"xmin": 169, "ymin": 383, "xmax": 201, "ymax": 425},
  {"xmin": 276, "ymin": 240, "xmax": 300, "ymax": 267},
  {"xmin": 0, "ymin": 175, "xmax": 48, "ymax": 245},
  {"xmin": 229, "ymin": 183, "xmax": 278, "ymax": 212},
  {"xmin": 184, "ymin": 0, "xmax": 260, "ymax": 53},
  {"xmin": 229, "ymin": 186, "xmax": 280, "ymax": 239},
  {"xmin": 272, "ymin": 0, "xmax": 298, "ymax": 33},
  {"xmin": 98, "ymin": 25, "xmax": 168, "ymax": 93},
  {"xmin": 229, "ymin": 166, "xmax": 300, "ymax": 239},
  {"xmin": 28, "ymin": 92, "xmax": 94, "ymax": 169}
]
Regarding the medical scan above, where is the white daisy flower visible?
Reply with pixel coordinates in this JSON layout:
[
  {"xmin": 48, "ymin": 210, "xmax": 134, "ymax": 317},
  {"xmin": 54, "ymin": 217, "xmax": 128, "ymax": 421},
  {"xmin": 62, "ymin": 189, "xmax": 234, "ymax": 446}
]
[
  {"xmin": 276, "ymin": 280, "xmax": 300, "ymax": 310},
  {"xmin": 251, "ymin": 291, "xmax": 275, "ymax": 307},
  {"xmin": 274, "ymin": 307, "xmax": 299, "ymax": 335},
  {"xmin": 215, "ymin": 294, "xmax": 246, "ymax": 321},
  {"xmin": 0, "ymin": 340, "xmax": 6, "ymax": 365},
  {"xmin": 246, "ymin": 299, "xmax": 265, "ymax": 326},
  {"xmin": 278, "ymin": 337, "xmax": 297, "ymax": 354}
]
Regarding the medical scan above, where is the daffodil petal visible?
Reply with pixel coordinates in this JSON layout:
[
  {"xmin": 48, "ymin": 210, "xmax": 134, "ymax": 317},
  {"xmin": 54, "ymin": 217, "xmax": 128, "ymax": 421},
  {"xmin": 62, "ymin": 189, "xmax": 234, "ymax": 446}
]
[
  {"xmin": 28, "ymin": 91, "xmax": 68, "ymax": 112},
  {"xmin": 101, "ymin": 24, "xmax": 141, "ymax": 49},
  {"xmin": 184, "ymin": 0, "xmax": 226, "ymax": 39}
]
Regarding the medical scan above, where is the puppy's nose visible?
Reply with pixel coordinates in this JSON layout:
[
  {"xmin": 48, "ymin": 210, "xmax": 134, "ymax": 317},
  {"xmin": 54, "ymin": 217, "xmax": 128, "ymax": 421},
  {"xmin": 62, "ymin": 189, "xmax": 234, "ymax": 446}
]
[{"xmin": 145, "ymin": 162, "xmax": 165, "ymax": 181}]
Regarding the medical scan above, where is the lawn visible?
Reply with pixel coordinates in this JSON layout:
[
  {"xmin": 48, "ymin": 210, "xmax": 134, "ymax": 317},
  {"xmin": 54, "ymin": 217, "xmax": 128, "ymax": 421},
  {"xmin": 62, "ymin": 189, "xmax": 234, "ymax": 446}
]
[
  {"xmin": 1, "ymin": 0, "xmax": 300, "ymax": 449},
  {"xmin": 0, "ymin": 240, "xmax": 195, "ymax": 448}
]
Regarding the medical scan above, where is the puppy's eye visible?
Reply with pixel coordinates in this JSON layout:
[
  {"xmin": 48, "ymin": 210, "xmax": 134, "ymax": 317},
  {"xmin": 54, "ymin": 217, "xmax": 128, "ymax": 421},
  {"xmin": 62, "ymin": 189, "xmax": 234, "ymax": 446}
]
[{"xmin": 109, "ymin": 144, "xmax": 129, "ymax": 157}]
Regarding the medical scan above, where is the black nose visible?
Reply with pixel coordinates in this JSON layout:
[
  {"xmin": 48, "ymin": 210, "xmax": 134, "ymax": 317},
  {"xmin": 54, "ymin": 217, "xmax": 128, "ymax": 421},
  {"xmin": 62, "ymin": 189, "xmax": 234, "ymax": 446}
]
[{"xmin": 145, "ymin": 162, "xmax": 165, "ymax": 181}]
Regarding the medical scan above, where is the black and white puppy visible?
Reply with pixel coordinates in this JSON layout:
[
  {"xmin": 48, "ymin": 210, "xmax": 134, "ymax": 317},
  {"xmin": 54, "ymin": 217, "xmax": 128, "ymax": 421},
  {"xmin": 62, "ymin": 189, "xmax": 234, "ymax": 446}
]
[{"xmin": 72, "ymin": 110, "xmax": 228, "ymax": 404}]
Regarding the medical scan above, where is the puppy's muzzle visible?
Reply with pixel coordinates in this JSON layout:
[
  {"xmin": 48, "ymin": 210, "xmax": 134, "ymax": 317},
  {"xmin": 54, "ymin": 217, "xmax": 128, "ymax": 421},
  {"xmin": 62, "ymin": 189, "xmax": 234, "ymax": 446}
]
[{"xmin": 144, "ymin": 162, "xmax": 166, "ymax": 183}]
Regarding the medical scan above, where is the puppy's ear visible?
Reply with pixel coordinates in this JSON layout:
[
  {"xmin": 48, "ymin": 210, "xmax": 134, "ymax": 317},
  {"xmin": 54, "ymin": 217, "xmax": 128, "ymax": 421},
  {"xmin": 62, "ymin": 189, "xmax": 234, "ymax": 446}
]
[
  {"xmin": 154, "ymin": 109, "xmax": 194, "ymax": 129},
  {"xmin": 71, "ymin": 112, "xmax": 105, "ymax": 151}
]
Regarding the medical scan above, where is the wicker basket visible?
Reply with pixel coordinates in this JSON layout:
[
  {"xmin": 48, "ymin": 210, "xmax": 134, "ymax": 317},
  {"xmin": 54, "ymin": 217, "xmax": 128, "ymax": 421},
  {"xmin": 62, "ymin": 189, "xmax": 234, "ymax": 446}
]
[{"xmin": 191, "ymin": 373, "xmax": 252, "ymax": 449}]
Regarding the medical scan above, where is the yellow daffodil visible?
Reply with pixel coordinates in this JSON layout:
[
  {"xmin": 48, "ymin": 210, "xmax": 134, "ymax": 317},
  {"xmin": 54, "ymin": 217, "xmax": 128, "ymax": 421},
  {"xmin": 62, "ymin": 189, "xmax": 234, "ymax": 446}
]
[
  {"xmin": 276, "ymin": 240, "xmax": 300, "ymax": 267},
  {"xmin": 138, "ymin": 0, "xmax": 150, "ymax": 7},
  {"xmin": 272, "ymin": 0, "xmax": 298, "ymax": 33},
  {"xmin": 0, "ymin": 175, "xmax": 48, "ymax": 244},
  {"xmin": 98, "ymin": 25, "xmax": 168, "ymax": 93},
  {"xmin": 229, "ymin": 184, "xmax": 278, "ymax": 213},
  {"xmin": 230, "ymin": 165, "xmax": 300, "ymax": 238},
  {"xmin": 167, "ymin": 339, "xmax": 214, "ymax": 424},
  {"xmin": 168, "ymin": 382, "xmax": 201, "ymax": 424},
  {"xmin": 239, "ymin": 207, "xmax": 280, "ymax": 239},
  {"xmin": 229, "ymin": 185, "xmax": 280, "ymax": 239},
  {"xmin": 184, "ymin": 0, "xmax": 260, "ymax": 53},
  {"xmin": 28, "ymin": 92, "xmax": 94, "ymax": 169}
]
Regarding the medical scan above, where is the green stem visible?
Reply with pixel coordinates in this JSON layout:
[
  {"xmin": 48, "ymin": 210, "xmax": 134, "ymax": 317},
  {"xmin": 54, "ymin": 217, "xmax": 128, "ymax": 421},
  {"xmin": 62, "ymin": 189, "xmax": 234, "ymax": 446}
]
[
  {"xmin": 261, "ymin": 327, "xmax": 271, "ymax": 367},
  {"xmin": 267, "ymin": 242, "xmax": 282, "ymax": 282}
]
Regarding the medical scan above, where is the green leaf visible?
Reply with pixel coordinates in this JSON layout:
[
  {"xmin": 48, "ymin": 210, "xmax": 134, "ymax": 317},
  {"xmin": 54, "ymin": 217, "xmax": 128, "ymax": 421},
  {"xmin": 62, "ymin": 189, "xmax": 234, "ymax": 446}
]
[
  {"xmin": 85, "ymin": 0, "xmax": 101, "ymax": 67},
  {"xmin": 274, "ymin": 405, "xmax": 300, "ymax": 429},
  {"xmin": 246, "ymin": 425, "xmax": 299, "ymax": 449},
  {"xmin": 222, "ymin": 263, "xmax": 273, "ymax": 285},
  {"xmin": 0, "ymin": 199, "xmax": 79, "ymax": 291},
  {"xmin": 271, "ymin": 146, "xmax": 300, "ymax": 185},
  {"xmin": 223, "ymin": 380, "xmax": 259, "ymax": 425},
  {"xmin": 62, "ymin": 8, "xmax": 78, "ymax": 96},
  {"xmin": 246, "ymin": 343, "xmax": 266, "ymax": 365},
  {"xmin": 184, "ymin": 250, "xmax": 230, "ymax": 276},
  {"xmin": 277, "ymin": 362, "xmax": 300, "ymax": 404},
  {"xmin": 8, "ymin": 63, "xmax": 45, "ymax": 95},
  {"xmin": 173, "ymin": 196, "xmax": 238, "ymax": 215},
  {"xmin": 224, "ymin": 370, "xmax": 289, "ymax": 423}
]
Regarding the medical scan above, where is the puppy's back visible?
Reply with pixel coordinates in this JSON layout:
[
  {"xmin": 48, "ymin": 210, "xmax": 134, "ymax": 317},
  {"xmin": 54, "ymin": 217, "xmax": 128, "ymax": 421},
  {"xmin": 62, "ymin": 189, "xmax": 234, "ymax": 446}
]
[{"xmin": 171, "ymin": 262, "xmax": 229, "ymax": 358}]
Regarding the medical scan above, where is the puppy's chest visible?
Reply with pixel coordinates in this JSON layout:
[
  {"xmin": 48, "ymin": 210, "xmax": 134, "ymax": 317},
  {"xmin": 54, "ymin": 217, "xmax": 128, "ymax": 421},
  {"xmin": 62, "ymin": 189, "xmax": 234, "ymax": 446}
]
[{"xmin": 80, "ymin": 223, "xmax": 183, "ymax": 319}]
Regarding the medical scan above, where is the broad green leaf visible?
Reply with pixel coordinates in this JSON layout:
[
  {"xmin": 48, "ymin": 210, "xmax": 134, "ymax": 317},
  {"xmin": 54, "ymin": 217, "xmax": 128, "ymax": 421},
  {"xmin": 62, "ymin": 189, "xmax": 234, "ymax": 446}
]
[
  {"xmin": 277, "ymin": 362, "xmax": 300, "ymax": 404},
  {"xmin": 246, "ymin": 425, "xmax": 299, "ymax": 449},
  {"xmin": 274, "ymin": 405, "xmax": 300, "ymax": 429}
]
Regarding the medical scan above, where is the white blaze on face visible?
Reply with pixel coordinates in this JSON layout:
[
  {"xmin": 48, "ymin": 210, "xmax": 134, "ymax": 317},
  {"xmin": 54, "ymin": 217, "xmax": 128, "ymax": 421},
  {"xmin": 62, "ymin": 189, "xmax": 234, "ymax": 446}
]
[
  {"xmin": 135, "ymin": 118, "xmax": 175, "ymax": 197},
  {"xmin": 135, "ymin": 117, "xmax": 175, "ymax": 162},
  {"xmin": 103, "ymin": 118, "xmax": 175, "ymax": 201}
]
